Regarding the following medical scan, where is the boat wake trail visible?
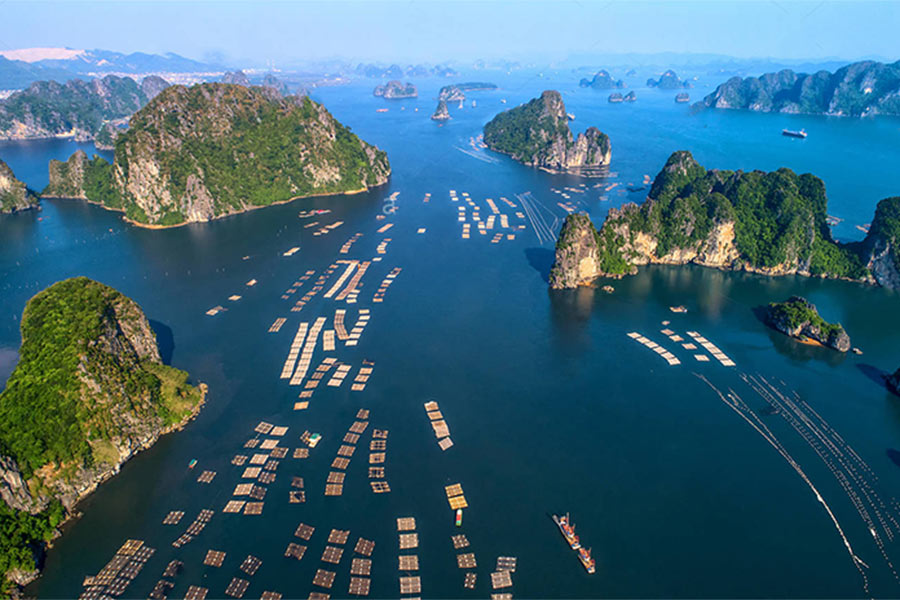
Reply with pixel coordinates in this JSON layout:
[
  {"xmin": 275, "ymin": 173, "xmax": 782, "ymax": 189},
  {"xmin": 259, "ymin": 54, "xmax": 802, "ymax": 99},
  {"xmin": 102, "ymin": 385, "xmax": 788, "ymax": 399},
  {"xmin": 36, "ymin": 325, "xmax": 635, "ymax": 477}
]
[
  {"xmin": 454, "ymin": 146, "xmax": 499, "ymax": 164},
  {"xmin": 516, "ymin": 191, "xmax": 559, "ymax": 245},
  {"xmin": 695, "ymin": 373, "xmax": 874, "ymax": 595}
]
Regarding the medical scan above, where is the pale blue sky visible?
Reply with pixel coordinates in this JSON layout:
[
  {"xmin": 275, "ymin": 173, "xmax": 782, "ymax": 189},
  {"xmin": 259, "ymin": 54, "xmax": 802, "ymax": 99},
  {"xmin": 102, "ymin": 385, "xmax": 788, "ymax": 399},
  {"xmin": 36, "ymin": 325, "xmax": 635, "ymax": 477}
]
[{"xmin": 1, "ymin": 1, "xmax": 897, "ymax": 66}]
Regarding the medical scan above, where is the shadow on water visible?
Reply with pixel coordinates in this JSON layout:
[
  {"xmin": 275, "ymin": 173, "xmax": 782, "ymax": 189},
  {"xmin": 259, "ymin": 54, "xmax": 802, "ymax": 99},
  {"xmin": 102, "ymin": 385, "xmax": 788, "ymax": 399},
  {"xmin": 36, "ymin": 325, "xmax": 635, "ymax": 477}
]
[
  {"xmin": 149, "ymin": 320, "xmax": 175, "ymax": 365},
  {"xmin": 524, "ymin": 247, "xmax": 554, "ymax": 283},
  {"xmin": 858, "ymin": 363, "xmax": 891, "ymax": 389}
]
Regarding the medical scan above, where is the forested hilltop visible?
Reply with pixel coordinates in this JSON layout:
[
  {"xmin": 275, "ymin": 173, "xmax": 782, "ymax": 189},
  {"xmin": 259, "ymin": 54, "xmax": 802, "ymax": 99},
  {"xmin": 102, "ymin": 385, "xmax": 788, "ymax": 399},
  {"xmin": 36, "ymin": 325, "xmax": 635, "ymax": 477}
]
[
  {"xmin": 0, "ymin": 277, "xmax": 205, "ymax": 592},
  {"xmin": 42, "ymin": 83, "xmax": 390, "ymax": 227},
  {"xmin": 483, "ymin": 90, "xmax": 611, "ymax": 173},
  {"xmin": 550, "ymin": 151, "xmax": 900, "ymax": 289},
  {"xmin": 0, "ymin": 75, "xmax": 169, "ymax": 145}
]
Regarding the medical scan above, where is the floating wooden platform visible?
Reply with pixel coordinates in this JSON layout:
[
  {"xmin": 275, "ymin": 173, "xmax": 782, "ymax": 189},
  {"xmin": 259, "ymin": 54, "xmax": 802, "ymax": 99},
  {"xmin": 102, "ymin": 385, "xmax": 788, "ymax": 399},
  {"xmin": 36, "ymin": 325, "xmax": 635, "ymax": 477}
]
[
  {"xmin": 203, "ymin": 550, "xmax": 226, "ymax": 567},
  {"xmin": 368, "ymin": 466, "xmax": 385, "ymax": 478},
  {"xmin": 349, "ymin": 576, "xmax": 371, "ymax": 596},
  {"xmin": 244, "ymin": 502, "xmax": 264, "ymax": 515},
  {"xmin": 231, "ymin": 455, "xmax": 248, "ymax": 466},
  {"xmin": 351, "ymin": 558, "xmax": 373, "ymax": 576},
  {"xmin": 399, "ymin": 555, "xmax": 419, "ymax": 571},
  {"xmin": 313, "ymin": 569, "xmax": 336, "ymax": 589},
  {"xmin": 372, "ymin": 429, "xmax": 389, "ymax": 439},
  {"xmin": 325, "ymin": 484, "xmax": 343, "ymax": 496},
  {"xmin": 464, "ymin": 572, "xmax": 477, "ymax": 589},
  {"xmin": 223, "ymin": 500, "xmax": 245, "ymax": 513},
  {"xmin": 399, "ymin": 533, "xmax": 419, "ymax": 549},
  {"xmin": 224, "ymin": 577, "xmax": 249, "ymax": 598},
  {"xmin": 397, "ymin": 517, "xmax": 417, "ymax": 531},
  {"xmin": 399, "ymin": 576, "xmax": 422, "ymax": 594},
  {"xmin": 162, "ymin": 511, "xmax": 184, "ymax": 525},
  {"xmin": 260, "ymin": 592, "xmax": 281, "ymax": 600},
  {"xmin": 321, "ymin": 546, "xmax": 344, "ymax": 564},
  {"xmin": 354, "ymin": 538, "xmax": 375, "ymax": 557},
  {"xmin": 332, "ymin": 457, "xmax": 350, "ymax": 469},
  {"xmin": 293, "ymin": 448, "xmax": 310, "ymax": 459},
  {"xmin": 371, "ymin": 481, "xmax": 391, "ymax": 493},
  {"xmin": 295, "ymin": 523, "xmax": 315, "ymax": 540},
  {"xmin": 451, "ymin": 534, "xmax": 470, "ymax": 549},
  {"xmin": 457, "ymin": 553, "xmax": 477, "ymax": 568},
  {"xmin": 438, "ymin": 438, "xmax": 454, "ymax": 451},
  {"xmin": 288, "ymin": 491, "xmax": 306, "ymax": 503},
  {"xmin": 490, "ymin": 570, "xmax": 513, "ymax": 589},
  {"xmin": 284, "ymin": 543, "xmax": 306, "ymax": 560},
  {"xmin": 240, "ymin": 555, "xmax": 262, "ymax": 576},
  {"xmin": 328, "ymin": 529, "xmax": 350, "ymax": 545},
  {"xmin": 197, "ymin": 470, "xmax": 216, "ymax": 484},
  {"xmin": 184, "ymin": 585, "xmax": 208, "ymax": 600},
  {"xmin": 496, "ymin": 556, "xmax": 517, "ymax": 572}
]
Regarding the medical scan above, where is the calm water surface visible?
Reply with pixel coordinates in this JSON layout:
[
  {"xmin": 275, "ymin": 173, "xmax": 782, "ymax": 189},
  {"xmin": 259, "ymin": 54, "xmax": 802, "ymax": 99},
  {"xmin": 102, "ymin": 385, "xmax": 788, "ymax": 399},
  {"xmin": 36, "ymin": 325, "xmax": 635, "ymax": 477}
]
[{"xmin": 2, "ymin": 71, "xmax": 900, "ymax": 598}]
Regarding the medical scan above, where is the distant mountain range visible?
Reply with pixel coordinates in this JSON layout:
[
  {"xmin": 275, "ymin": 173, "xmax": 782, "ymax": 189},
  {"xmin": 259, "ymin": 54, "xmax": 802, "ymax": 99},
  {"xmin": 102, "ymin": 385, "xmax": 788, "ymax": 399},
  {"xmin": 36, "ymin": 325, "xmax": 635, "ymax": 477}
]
[
  {"xmin": 699, "ymin": 60, "xmax": 900, "ymax": 117},
  {"xmin": 0, "ymin": 48, "xmax": 223, "ymax": 89}
]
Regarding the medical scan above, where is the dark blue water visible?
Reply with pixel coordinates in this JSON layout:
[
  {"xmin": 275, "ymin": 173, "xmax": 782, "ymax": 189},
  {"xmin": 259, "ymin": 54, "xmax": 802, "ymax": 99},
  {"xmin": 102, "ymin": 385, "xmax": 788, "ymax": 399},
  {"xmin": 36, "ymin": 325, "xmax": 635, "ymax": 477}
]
[{"xmin": 2, "ymin": 72, "xmax": 900, "ymax": 598}]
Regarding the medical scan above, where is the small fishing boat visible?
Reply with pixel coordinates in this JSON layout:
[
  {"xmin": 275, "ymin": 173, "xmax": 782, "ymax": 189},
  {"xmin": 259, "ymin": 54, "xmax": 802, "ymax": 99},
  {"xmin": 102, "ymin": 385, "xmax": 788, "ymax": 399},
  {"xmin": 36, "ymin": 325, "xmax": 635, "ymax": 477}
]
[
  {"xmin": 552, "ymin": 513, "xmax": 581, "ymax": 550},
  {"xmin": 455, "ymin": 508, "xmax": 463, "ymax": 527},
  {"xmin": 188, "ymin": 459, "xmax": 197, "ymax": 469},
  {"xmin": 782, "ymin": 128, "xmax": 807, "ymax": 138},
  {"xmin": 669, "ymin": 305, "xmax": 688, "ymax": 313},
  {"xmin": 578, "ymin": 546, "xmax": 596, "ymax": 574}
]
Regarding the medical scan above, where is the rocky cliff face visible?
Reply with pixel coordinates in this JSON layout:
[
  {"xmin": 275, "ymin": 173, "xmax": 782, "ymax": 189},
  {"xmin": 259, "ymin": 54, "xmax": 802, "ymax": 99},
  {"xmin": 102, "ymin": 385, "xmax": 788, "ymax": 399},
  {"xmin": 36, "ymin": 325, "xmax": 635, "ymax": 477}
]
[
  {"xmin": 699, "ymin": 60, "xmax": 900, "ymax": 116},
  {"xmin": 648, "ymin": 70, "xmax": 691, "ymax": 89},
  {"xmin": 374, "ymin": 80, "xmax": 417, "ymax": 98},
  {"xmin": 45, "ymin": 83, "xmax": 390, "ymax": 227},
  {"xmin": 764, "ymin": 296, "xmax": 851, "ymax": 352},
  {"xmin": 860, "ymin": 197, "xmax": 900, "ymax": 289},
  {"xmin": 221, "ymin": 70, "xmax": 250, "ymax": 86},
  {"xmin": 483, "ymin": 90, "xmax": 611, "ymax": 173},
  {"xmin": 43, "ymin": 150, "xmax": 89, "ymax": 199},
  {"xmin": 261, "ymin": 74, "xmax": 289, "ymax": 96},
  {"xmin": 579, "ymin": 70, "xmax": 624, "ymax": 89},
  {"xmin": 549, "ymin": 213, "xmax": 610, "ymax": 289},
  {"xmin": 140, "ymin": 75, "xmax": 170, "ymax": 101},
  {"xmin": 549, "ymin": 151, "xmax": 894, "ymax": 289},
  {"xmin": 438, "ymin": 85, "xmax": 466, "ymax": 102},
  {"xmin": 431, "ymin": 99, "xmax": 450, "ymax": 121},
  {"xmin": 0, "ymin": 75, "xmax": 167, "ymax": 142},
  {"xmin": 0, "ymin": 159, "xmax": 37, "ymax": 213},
  {"xmin": 0, "ymin": 277, "xmax": 205, "ymax": 513}
]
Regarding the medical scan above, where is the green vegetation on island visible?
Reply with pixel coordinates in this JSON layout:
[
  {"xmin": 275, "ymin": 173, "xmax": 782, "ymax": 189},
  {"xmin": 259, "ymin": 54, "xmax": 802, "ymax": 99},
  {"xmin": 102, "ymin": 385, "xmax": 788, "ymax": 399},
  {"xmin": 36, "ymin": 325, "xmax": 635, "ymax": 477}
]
[
  {"xmin": 764, "ymin": 296, "xmax": 851, "ymax": 352},
  {"xmin": 700, "ymin": 60, "xmax": 900, "ymax": 116},
  {"xmin": 0, "ymin": 75, "xmax": 168, "ymax": 142},
  {"xmin": 42, "ymin": 83, "xmax": 391, "ymax": 227},
  {"xmin": 483, "ymin": 90, "xmax": 611, "ymax": 172},
  {"xmin": 0, "ymin": 277, "xmax": 204, "ymax": 591},
  {"xmin": 0, "ymin": 159, "xmax": 37, "ymax": 214},
  {"xmin": 550, "ymin": 151, "xmax": 900, "ymax": 289}
]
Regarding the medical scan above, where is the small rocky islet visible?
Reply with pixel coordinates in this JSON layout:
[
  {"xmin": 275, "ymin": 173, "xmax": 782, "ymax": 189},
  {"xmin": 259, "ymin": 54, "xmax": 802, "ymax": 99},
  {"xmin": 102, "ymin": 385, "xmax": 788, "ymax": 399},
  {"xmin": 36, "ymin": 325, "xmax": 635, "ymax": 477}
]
[
  {"xmin": 763, "ymin": 296, "xmax": 851, "ymax": 352},
  {"xmin": 373, "ymin": 80, "xmax": 417, "ymax": 99},
  {"xmin": 482, "ymin": 90, "xmax": 611, "ymax": 173}
]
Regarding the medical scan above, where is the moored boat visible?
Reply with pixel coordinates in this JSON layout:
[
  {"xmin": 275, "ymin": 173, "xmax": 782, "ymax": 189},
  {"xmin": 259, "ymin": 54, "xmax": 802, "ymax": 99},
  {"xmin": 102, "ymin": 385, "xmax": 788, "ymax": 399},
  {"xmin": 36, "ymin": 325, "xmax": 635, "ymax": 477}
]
[
  {"xmin": 578, "ymin": 546, "xmax": 597, "ymax": 574},
  {"xmin": 552, "ymin": 513, "xmax": 581, "ymax": 550},
  {"xmin": 455, "ymin": 508, "xmax": 463, "ymax": 527}
]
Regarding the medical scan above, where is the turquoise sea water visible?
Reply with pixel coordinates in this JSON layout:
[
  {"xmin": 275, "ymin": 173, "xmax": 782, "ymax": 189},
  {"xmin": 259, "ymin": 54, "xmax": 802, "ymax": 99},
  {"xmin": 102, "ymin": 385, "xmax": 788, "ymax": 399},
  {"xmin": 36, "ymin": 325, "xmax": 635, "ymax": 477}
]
[{"xmin": 2, "ymin": 71, "xmax": 900, "ymax": 598}]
